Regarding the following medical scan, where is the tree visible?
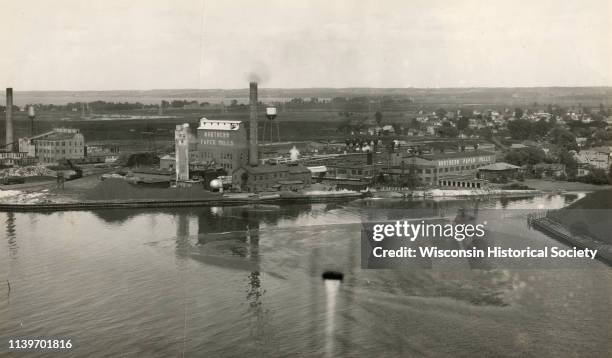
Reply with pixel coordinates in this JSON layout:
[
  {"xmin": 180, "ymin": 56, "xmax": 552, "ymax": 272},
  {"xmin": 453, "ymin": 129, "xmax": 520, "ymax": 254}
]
[
  {"xmin": 437, "ymin": 123, "xmax": 458, "ymax": 138},
  {"xmin": 505, "ymin": 147, "xmax": 546, "ymax": 166},
  {"xmin": 558, "ymin": 150, "xmax": 578, "ymax": 179},
  {"xmin": 459, "ymin": 108, "xmax": 472, "ymax": 118},
  {"xmin": 435, "ymin": 108, "xmax": 447, "ymax": 119},
  {"xmin": 507, "ymin": 118, "xmax": 532, "ymax": 140},
  {"xmin": 456, "ymin": 117, "xmax": 469, "ymax": 131},
  {"xmin": 599, "ymin": 103, "xmax": 608, "ymax": 116},
  {"xmin": 549, "ymin": 127, "xmax": 578, "ymax": 151},
  {"xmin": 514, "ymin": 108, "xmax": 524, "ymax": 119},
  {"xmin": 534, "ymin": 118, "xmax": 552, "ymax": 138},
  {"xmin": 577, "ymin": 168, "xmax": 608, "ymax": 185},
  {"xmin": 374, "ymin": 111, "xmax": 383, "ymax": 124},
  {"xmin": 593, "ymin": 129, "xmax": 612, "ymax": 145}
]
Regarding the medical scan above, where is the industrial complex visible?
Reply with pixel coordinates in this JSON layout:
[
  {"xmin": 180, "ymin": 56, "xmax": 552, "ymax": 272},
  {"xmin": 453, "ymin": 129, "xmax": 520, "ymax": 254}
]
[{"xmin": 1, "ymin": 82, "xmax": 611, "ymax": 198}]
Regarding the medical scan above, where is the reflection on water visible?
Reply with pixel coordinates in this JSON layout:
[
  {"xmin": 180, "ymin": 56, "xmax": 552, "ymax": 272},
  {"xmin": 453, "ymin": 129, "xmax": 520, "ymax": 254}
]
[
  {"xmin": 5, "ymin": 212, "xmax": 17, "ymax": 258},
  {"xmin": 324, "ymin": 279, "xmax": 340, "ymax": 358},
  {"xmin": 0, "ymin": 192, "xmax": 610, "ymax": 357}
]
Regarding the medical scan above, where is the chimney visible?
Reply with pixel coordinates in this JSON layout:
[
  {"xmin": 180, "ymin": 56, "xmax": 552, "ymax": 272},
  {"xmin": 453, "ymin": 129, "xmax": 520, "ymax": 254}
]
[
  {"xmin": 249, "ymin": 82, "xmax": 258, "ymax": 166},
  {"xmin": 5, "ymin": 88, "xmax": 13, "ymax": 151}
]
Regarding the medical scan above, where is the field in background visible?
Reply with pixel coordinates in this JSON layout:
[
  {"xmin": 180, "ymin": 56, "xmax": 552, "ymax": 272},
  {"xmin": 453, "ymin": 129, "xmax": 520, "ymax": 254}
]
[{"xmin": 3, "ymin": 87, "xmax": 611, "ymax": 106}]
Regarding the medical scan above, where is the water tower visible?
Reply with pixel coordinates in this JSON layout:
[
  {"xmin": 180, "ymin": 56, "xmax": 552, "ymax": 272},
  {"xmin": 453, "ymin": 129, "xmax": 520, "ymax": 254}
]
[
  {"xmin": 263, "ymin": 106, "xmax": 280, "ymax": 142},
  {"xmin": 27, "ymin": 105, "xmax": 35, "ymax": 137}
]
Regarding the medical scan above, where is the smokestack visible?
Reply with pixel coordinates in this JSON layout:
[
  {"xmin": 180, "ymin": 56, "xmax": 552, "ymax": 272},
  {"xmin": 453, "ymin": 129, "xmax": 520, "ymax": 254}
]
[
  {"xmin": 5, "ymin": 88, "xmax": 13, "ymax": 151},
  {"xmin": 249, "ymin": 82, "xmax": 258, "ymax": 166}
]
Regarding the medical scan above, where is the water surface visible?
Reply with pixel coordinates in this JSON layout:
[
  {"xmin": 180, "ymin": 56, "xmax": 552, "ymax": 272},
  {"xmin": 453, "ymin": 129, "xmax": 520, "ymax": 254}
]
[{"xmin": 1, "ymin": 193, "xmax": 610, "ymax": 357}]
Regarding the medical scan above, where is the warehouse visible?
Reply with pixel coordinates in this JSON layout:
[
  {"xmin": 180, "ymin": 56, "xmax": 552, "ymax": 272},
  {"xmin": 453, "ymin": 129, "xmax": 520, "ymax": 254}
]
[
  {"xmin": 19, "ymin": 128, "xmax": 85, "ymax": 164},
  {"xmin": 388, "ymin": 150, "xmax": 496, "ymax": 185},
  {"xmin": 232, "ymin": 163, "xmax": 312, "ymax": 192}
]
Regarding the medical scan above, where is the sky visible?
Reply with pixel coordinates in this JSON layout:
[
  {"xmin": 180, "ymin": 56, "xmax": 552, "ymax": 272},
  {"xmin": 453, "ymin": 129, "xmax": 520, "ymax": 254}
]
[{"xmin": 1, "ymin": 0, "xmax": 611, "ymax": 90}]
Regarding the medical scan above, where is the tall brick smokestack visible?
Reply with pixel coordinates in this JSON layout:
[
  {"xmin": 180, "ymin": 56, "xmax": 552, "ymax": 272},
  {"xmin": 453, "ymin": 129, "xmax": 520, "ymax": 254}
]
[
  {"xmin": 5, "ymin": 88, "xmax": 13, "ymax": 151},
  {"xmin": 249, "ymin": 82, "xmax": 258, "ymax": 166}
]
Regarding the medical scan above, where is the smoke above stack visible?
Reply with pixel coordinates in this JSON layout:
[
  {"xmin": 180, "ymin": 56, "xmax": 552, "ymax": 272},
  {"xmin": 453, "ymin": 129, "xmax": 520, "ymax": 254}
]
[
  {"xmin": 249, "ymin": 82, "xmax": 258, "ymax": 166},
  {"xmin": 246, "ymin": 61, "xmax": 269, "ymax": 84},
  {"xmin": 5, "ymin": 88, "xmax": 13, "ymax": 151}
]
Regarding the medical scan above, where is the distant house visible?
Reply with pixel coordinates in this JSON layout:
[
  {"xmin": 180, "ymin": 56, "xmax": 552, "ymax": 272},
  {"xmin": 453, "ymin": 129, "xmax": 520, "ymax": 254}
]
[
  {"xmin": 522, "ymin": 140, "xmax": 540, "ymax": 148},
  {"xmin": 532, "ymin": 163, "xmax": 566, "ymax": 179},
  {"xmin": 159, "ymin": 155, "xmax": 175, "ymax": 171},
  {"xmin": 510, "ymin": 143, "xmax": 528, "ymax": 149},
  {"xmin": 477, "ymin": 142, "xmax": 496, "ymax": 151},
  {"xmin": 577, "ymin": 163, "xmax": 590, "ymax": 177},
  {"xmin": 574, "ymin": 147, "xmax": 612, "ymax": 172},
  {"xmin": 576, "ymin": 137, "xmax": 588, "ymax": 148},
  {"xmin": 382, "ymin": 125, "xmax": 395, "ymax": 134}
]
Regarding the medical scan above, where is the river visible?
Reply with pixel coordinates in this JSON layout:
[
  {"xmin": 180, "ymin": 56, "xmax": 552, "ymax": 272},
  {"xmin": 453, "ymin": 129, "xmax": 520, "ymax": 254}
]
[{"xmin": 1, "ymin": 193, "xmax": 610, "ymax": 357}]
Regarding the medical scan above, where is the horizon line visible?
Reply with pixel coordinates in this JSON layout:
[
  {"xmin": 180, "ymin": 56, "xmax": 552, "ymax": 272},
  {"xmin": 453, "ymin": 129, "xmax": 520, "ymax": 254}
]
[{"xmin": 2, "ymin": 85, "xmax": 612, "ymax": 93}]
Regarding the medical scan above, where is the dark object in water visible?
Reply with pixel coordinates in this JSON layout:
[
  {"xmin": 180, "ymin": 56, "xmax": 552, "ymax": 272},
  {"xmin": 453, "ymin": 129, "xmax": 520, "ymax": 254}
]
[{"xmin": 322, "ymin": 271, "xmax": 344, "ymax": 281}]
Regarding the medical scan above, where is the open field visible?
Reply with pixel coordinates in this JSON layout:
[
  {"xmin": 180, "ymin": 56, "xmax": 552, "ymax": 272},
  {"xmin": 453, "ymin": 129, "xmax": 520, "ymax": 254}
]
[
  {"xmin": 3, "ymin": 87, "xmax": 612, "ymax": 107},
  {"xmin": 0, "ymin": 112, "xmax": 351, "ymax": 148}
]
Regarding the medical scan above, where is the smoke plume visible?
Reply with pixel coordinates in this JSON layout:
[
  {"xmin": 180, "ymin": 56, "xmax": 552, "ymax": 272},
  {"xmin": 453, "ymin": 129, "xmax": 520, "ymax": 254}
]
[{"xmin": 246, "ymin": 62, "xmax": 270, "ymax": 84}]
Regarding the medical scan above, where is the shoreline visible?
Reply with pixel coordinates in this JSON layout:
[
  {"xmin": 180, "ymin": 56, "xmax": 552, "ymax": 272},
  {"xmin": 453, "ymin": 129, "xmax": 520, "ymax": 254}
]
[
  {"xmin": 0, "ymin": 187, "xmax": 547, "ymax": 212},
  {"xmin": 0, "ymin": 192, "xmax": 364, "ymax": 212},
  {"xmin": 531, "ymin": 216, "xmax": 612, "ymax": 265}
]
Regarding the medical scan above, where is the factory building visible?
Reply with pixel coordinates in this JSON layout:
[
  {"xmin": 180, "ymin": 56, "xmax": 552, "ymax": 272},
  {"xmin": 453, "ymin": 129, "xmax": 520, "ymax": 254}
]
[
  {"xmin": 174, "ymin": 83, "xmax": 254, "ymax": 176},
  {"xmin": 18, "ymin": 128, "xmax": 85, "ymax": 164},
  {"xmin": 232, "ymin": 163, "xmax": 312, "ymax": 192},
  {"xmin": 387, "ymin": 150, "xmax": 496, "ymax": 185},
  {"xmin": 0, "ymin": 151, "xmax": 33, "ymax": 166},
  {"xmin": 191, "ymin": 118, "xmax": 249, "ymax": 172},
  {"xmin": 230, "ymin": 81, "xmax": 314, "ymax": 193}
]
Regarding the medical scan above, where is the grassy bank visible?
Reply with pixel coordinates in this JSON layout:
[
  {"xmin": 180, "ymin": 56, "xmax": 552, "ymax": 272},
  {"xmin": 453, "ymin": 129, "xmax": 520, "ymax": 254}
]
[
  {"xmin": 523, "ymin": 179, "xmax": 612, "ymax": 192},
  {"xmin": 53, "ymin": 177, "xmax": 222, "ymax": 202},
  {"xmin": 547, "ymin": 190, "xmax": 612, "ymax": 245}
]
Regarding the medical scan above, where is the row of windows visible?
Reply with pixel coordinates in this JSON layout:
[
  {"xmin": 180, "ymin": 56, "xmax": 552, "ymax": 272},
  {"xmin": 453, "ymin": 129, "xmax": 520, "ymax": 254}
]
[
  {"xmin": 252, "ymin": 172, "xmax": 288, "ymax": 181},
  {"xmin": 438, "ymin": 164, "xmax": 482, "ymax": 173},
  {"xmin": 37, "ymin": 149, "xmax": 82, "ymax": 154},
  {"xmin": 439, "ymin": 180, "xmax": 482, "ymax": 188},
  {"xmin": 334, "ymin": 168, "xmax": 372, "ymax": 176},
  {"xmin": 37, "ymin": 141, "xmax": 83, "ymax": 147},
  {"xmin": 198, "ymin": 151, "xmax": 246, "ymax": 161},
  {"xmin": 408, "ymin": 164, "xmax": 484, "ymax": 174}
]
